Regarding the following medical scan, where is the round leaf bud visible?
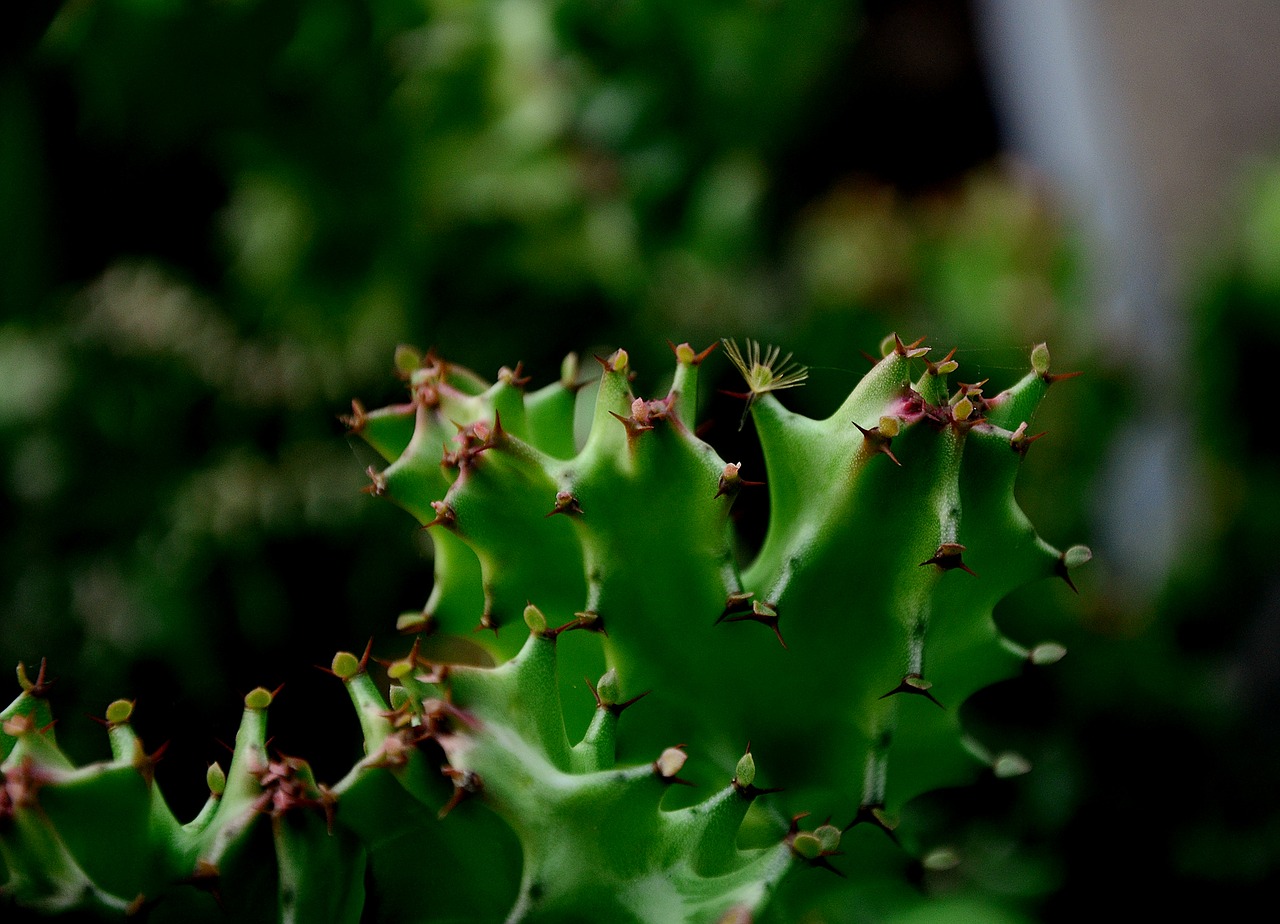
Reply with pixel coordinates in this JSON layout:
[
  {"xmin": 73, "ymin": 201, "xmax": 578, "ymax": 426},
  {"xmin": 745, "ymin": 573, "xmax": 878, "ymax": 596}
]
[
  {"xmin": 1030, "ymin": 642, "xmax": 1067, "ymax": 666},
  {"xmin": 814, "ymin": 824, "xmax": 841, "ymax": 854},
  {"xmin": 206, "ymin": 762, "xmax": 226, "ymax": 796},
  {"xmin": 1064, "ymin": 544, "xmax": 1093, "ymax": 569},
  {"xmin": 735, "ymin": 751, "xmax": 756, "ymax": 789},
  {"xmin": 596, "ymin": 668, "xmax": 620, "ymax": 706},
  {"xmin": 387, "ymin": 658, "xmax": 414, "ymax": 680},
  {"xmin": 993, "ymin": 751, "xmax": 1032, "ymax": 778},
  {"xmin": 791, "ymin": 832, "xmax": 822, "ymax": 860},
  {"xmin": 523, "ymin": 603, "xmax": 548, "ymax": 635},
  {"xmin": 331, "ymin": 651, "xmax": 361, "ymax": 680},
  {"xmin": 1031, "ymin": 342, "xmax": 1051, "ymax": 375},
  {"xmin": 244, "ymin": 687, "xmax": 274, "ymax": 710},
  {"xmin": 394, "ymin": 345, "xmax": 422, "ymax": 375},
  {"xmin": 655, "ymin": 746, "xmax": 687, "ymax": 779},
  {"xmin": 105, "ymin": 699, "xmax": 134, "ymax": 725}
]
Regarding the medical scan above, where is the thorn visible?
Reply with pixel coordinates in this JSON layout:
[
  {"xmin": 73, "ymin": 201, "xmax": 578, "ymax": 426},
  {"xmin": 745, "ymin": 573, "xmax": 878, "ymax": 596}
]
[
  {"xmin": 438, "ymin": 768, "xmax": 483, "ymax": 818},
  {"xmin": 715, "ymin": 462, "xmax": 765, "ymax": 499},
  {"xmin": 1043, "ymin": 370, "xmax": 1083, "ymax": 385},
  {"xmin": 879, "ymin": 673, "xmax": 944, "ymax": 708},
  {"xmin": 721, "ymin": 600, "xmax": 787, "ymax": 648},
  {"xmin": 919, "ymin": 543, "xmax": 977, "ymax": 576},
  {"xmin": 669, "ymin": 340, "xmax": 719, "ymax": 365},
  {"xmin": 340, "ymin": 399, "xmax": 367, "ymax": 433},
  {"xmin": 893, "ymin": 334, "xmax": 930, "ymax": 359},
  {"xmin": 497, "ymin": 363, "xmax": 531, "ymax": 388},
  {"xmin": 362, "ymin": 466, "xmax": 387, "ymax": 497},
  {"xmin": 923, "ymin": 347, "xmax": 958, "ymax": 377},
  {"xmin": 475, "ymin": 612, "xmax": 501, "ymax": 636},
  {"xmin": 852, "ymin": 420, "xmax": 901, "ymax": 466},
  {"xmin": 859, "ymin": 349, "xmax": 879, "ymax": 366},
  {"xmin": 1009, "ymin": 421, "xmax": 1048, "ymax": 457},
  {"xmin": 546, "ymin": 490, "xmax": 584, "ymax": 517},
  {"xmin": 843, "ymin": 803, "xmax": 900, "ymax": 844},
  {"xmin": 424, "ymin": 501, "xmax": 457, "ymax": 531},
  {"xmin": 715, "ymin": 591, "xmax": 754, "ymax": 625}
]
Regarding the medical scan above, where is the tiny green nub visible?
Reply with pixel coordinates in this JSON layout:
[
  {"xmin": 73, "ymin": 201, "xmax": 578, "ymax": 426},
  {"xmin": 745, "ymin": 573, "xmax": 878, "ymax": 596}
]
[
  {"xmin": 735, "ymin": 751, "xmax": 756, "ymax": 789},
  {"xmin": 560, "ymin": 352, "xmax": 579, "ymax": 388},
  {"xmin": 389, "ymin": 686, "xmax": 411, "ymax": 711},
  {"xmin": 1064, "ymin": 544, "xmax": 1093, "ymax": 569},
  {"xmin": 394, "ymin": 345, "xmax": 422, "ymax": 375},
  {"xmin": 105, "ymin": 699, "xmax": 133, "ymax": 725},
  {"xmin": 953, "ymin": 396, "xmax": 974, "ymax": 421},
  {"xmin": 207, "ymin": 762, "xmax": 226, "ymax": 796},
  {"xmin": 993, "ymin": 752, "xmax": 1032, "ymax": 778},
  {"xmin": 387, "ymin": 658, "xmax": 414, "ymax": 680},
  {"xmin": 923, "ymin": 847, "xmax": 961, "ymax": 871},
  {"xmin": 814, "ymin": 824, "xmax": 841, "ymax": 854},
  {"xmin": 1030, "ymin": 642, "xmax": 1068, "ymax": 666},
  {"xmin": 656, "ymin": 746, "xmax": 687, "ymax": 779},
  {"xmin": 791, "ymin": 832, "xmax": 822, "ymax": 860},
  {"xmin": 244, "ymin": 687, "xmax": 274, "ymax": 710},
  {"xmin": 524, "ymin": 603, "xmax": 548, "ymax": 635},
  {"xmin": 878, "ymin": 415, "xmax": 900, "ymax": 437},
  {"xmin": 596, "ymin": 668, "xmax": 620, "ymax": 706},
  {"xmin": 1031, "ymin": 342, "xmax": 1051, "ymax": 375},
  {"xmin": 331, "ymin": 651, "xmax": 362, "ymax": 680}
]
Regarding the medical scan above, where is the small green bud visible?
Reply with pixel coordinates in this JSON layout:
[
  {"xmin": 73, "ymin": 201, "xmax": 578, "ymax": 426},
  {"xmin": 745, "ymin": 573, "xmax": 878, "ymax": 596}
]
[
  {"xmin": 244, "ymin": 687, "xmax": 274, "ymax": 710},
  {"xmin": 105, "ymin": 700, "xmax": 133, "ymax": 725},
  {"xmin": 396, "ymin": 611, "xmax": 431, "ymax": 633},
  {"xmin": 394, "ymin": 345, "xmax": 422, "ymax": 375},
  {"xmin": 1030, "ymin": 642, "xmax": 1067, "ymax": 666},
  {"xmin": 560, "ymin": 352, "xmax": 579, "ymax": 388},
  {"xmin": 953, "ymin": 396, "xmax": 974, "ymax": 421},
  {"xmin": 791, "ymin": 832, "xmax": 822, "ymax": 860},
  {"xmin": 595, "ymin": 668, "xmax": 620, "ymax": 706},
  {"xmin": 936, "ymin": 359, "xmax": 959, "ymax": 375},
  {"xmin": 878, "ymin": 415, "xmax": 900, "ymax": 437},
  {"xmin": 610, "ymin": 348, "xmax": 629, "ymax": 372},
  {"xmin": 674, "ymin": 342, "xmax": 697, "ymax": 364},
  {"xmin": 814, "ymin": 824, "xmax": 841, "ymax": 854},
  {"xmin": 387, "ymin": 658, "xmax": 414, "ymax": 680},
  {"xmin": 734, "ymin": 751, "xmax": 756, "ymax": 789},
  {"xmin": 923, "ymin": 847, "xmax": 961, "ymax": 871},
  {"xmin": 389, "ymin": 686, "xmax": 410, "ymax": 711},
  {"xmin": 207, "ymin": 762, "xmax": 226, "ymax": 796},
  {"xmin": 879, "ymin": 333, "xmax": 897, "ymax": 358},
  {"xmin": 1064, "ymin": 544, "xmax": 1093, "ymax": 569},
  {"xmin": 993, "ymin": 752, "xmax": 1032, "ymax": 778},
  {"xmin": 1031, "ymin": 342, "xmax": 1051, "ymax": 375},
  {"xmin": 331, "ymin": 651, "xmax": 361, "ymax": 680},
  {"xmin": 655, "ymin": 746, "xmax": 687, "ymax": 779},
  {"xmin": 523, "ymin": 603, "xmax": 548, "ymax": 635}
]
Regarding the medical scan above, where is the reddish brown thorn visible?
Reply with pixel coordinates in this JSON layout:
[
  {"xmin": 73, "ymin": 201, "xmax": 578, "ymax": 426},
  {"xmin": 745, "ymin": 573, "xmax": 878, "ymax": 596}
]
[
  {"xmin": 722, "ymin": 601, "xmax": 787, "ymax": 649},
  {"xmin": 717, "ymin": 388, "xmax": 753, "ymax": 401},
  {"xmin": 15, "ymin": 659, "xmax": 53, "ymax": 698},
  {"xmin": 560, "ymin": 610, "xmax": 607, "ymax": 636},
  {"xmin": 546, "ymin": 490, "xmax": 584, "ymax": 517},
  {"xmin": 475, "ymin": 612, "xmax": 501, "ymax": 636},
  {"xmin": 843, "ymin": 803, "xmax": 901, "ymax": 845},
  {"xmin": 852, "ymin": 421, "xmax": 901, "ymax": 466},
  {"xmin": 125, "ymin": 893, "xmax": 146, "ymax": 916},
  {"xmin": 1009, "ymin": 421, "xmax": 1048, "ymax": 457},
  {"xmin": 424, "ymin": 501, "xmax": 457, "ymax": 531},
  {"xmin": 669, "ymin": 340, "xmax": 719, "ymax": 365},
  {"xmin": 340, "ymin": 399, "xmax": 367, "ymax": 433},
  {"xmin": 859, "ymin": 350, "xmax": 879, "ymax": 366},
  {"xmin": 919, "ymin": 542, "xmax": 977, "ymax": 576},
  {"xmin": 923, "ymin": 347, "xmax": 958, "ymax": 377},
  {"xmin": 879, "ymin": 673, "xmax": 944, "ymax": 708},
  {"xmin": 439, "ymin": 768, "xmax": 483, "ymax": 818},
  {"xmin": 715, "ymin": 591, "xmax": 755, "ymax": 625},
  {"xmin": 362, "ymin": 466, "xmax": 387, "ymax": 497},
  {"xmin": 893, "ymin": 334, "xmax": 930, "ymax": 358},
  {"xmin": 1043, "ymin": 370, "xmax": 1083, "ymax": 385},
  {"xmin": 498, "ymin": 363, "xmax": 531, "ymax": 388},
  {"xmin": 715, "ymin": 462, "xmax": 765, "ymax": 499}
]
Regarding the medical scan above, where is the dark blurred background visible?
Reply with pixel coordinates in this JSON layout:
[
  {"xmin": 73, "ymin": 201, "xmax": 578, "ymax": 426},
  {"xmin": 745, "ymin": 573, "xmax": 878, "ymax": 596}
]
[{"xmin": 3, "ymin": 0, "xmax": 1279, "ymax": 920}]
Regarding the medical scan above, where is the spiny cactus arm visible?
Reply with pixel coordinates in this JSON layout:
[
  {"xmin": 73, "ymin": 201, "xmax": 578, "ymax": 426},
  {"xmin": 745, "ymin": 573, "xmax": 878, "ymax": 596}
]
[{"xmin": 413, "ymin": 618, "xmax": 808, "ymax": 924}]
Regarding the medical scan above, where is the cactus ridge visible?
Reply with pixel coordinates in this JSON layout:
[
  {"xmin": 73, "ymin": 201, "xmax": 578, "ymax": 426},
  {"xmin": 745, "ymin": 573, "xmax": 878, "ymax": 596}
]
[{"xmin": 2, "ymin": 337, "xmax": 1086, "ymax": 923}]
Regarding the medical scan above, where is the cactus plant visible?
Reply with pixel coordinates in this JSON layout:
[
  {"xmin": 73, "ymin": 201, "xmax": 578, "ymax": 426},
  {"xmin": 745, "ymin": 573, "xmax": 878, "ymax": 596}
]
[{"xmin": 1, "ymin": 335, "xmax": 1086, "ymax": 923}]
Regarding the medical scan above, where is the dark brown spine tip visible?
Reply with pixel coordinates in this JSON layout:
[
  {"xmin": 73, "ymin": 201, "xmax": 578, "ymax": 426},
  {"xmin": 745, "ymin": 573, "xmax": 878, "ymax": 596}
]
[
  {"xmin": 475, "ymin": 612, "xmax": 501, "ymax": 636},
  {"xmin": 893, "ymin": 334, "xmax": 929, "ymax": 358},
  {"xmin": 363, "ymin": 466, "xmax": 388, "ymax": 497},
  {"xmin": 497, "ymin": 363, "xmax": 531, "ymax": 388},
  {"xmin": 852, "ymin": 420, "xmax": 902, "ymax": 466},
  {"xmin": 546, "ymin": 491, "xmax": 584, "ymax": 517},
  {"xmin": 340, "ymin": 399, "xmax": 368, "ymax": 433},
  {"xmin": 1043, "ymin": 370, "xmax": 1083, "ymax": 385},
  {"xmin": 919, "ymin": 543, "xmax": 977, "ymax": 576},
  {"xmin": 879, "ymin": 673, "xmax": 944, "ymax": 708},
  {"xmin": 843, "ymin": 803, "xmax": 901, "ymax": 845},
  {"xmin": 1009, "ymin": 421, "xmax": 1048, "ymax": 457},
  {"xmin": 1054, "ymin": 557, "xmax": 1079, "ymax": 594}
]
